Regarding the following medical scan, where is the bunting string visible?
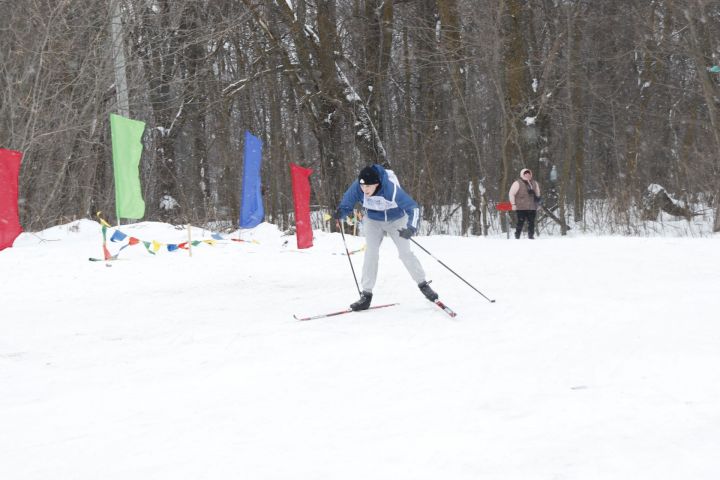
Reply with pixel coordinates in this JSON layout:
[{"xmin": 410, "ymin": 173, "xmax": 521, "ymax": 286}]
[{"xmin": 89, "ymin": 213, "xmax": 259, "ymax": 262}]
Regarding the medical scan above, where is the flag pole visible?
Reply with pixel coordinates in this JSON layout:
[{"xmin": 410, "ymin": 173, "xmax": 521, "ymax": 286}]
[
  {"xmin": 110, "ymin": 0, "xmax": 129, "ymax": 228},
  {"xmin": 112, "ymin": 138, "xmax": 121, "ymax": 227}
]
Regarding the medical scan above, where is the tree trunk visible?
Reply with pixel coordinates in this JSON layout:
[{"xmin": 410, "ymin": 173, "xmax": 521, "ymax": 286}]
[
  {"xmin": 683, "ymin": 3, "xmax": 720, "ymax": 231},
  {"xmin": 499, "ymin": 0, "xmax": 531, "ymax": 213}
]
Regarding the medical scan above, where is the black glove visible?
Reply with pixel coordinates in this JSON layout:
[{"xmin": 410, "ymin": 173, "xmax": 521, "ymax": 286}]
[
  {"xmin": 534, "ymin": 195, "xmax": 543, "ymax": 206},
  {"xmin": 398, "ymin": 227, "xmax": 415, "ymax": 239},
  {"xmin": 333, "ymin": 208, "xmax": 344, "ymax": 220}
]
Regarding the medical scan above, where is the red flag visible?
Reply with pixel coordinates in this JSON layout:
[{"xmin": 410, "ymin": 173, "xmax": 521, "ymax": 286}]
[
  {"xmin": 0, "ymin": 149, "xmax": 23, "ymax": 251},
  {"xmin": 495, "ymin": 201, "xmax": 513, "ymax": 212},
  {"xmin": 290, "ymin": 163, "xmax": 313, "ymax": 249}
]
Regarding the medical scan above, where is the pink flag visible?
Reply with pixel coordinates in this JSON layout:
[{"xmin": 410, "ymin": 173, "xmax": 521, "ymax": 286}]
[
  {"xmin": 290, "ymin": 163, "xmax": 313, "ymax": 249},
  {"xmin": 0, "ymin": 149, "xmax": 23, "ymax": 251}
]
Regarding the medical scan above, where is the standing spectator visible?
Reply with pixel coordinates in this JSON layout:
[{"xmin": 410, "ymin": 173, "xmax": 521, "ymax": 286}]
[{"xmin": 509, "ymin": 168, "xmax": 542, "ymax": 239}]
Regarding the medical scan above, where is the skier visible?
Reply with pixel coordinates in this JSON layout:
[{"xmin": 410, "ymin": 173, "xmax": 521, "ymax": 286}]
[
  {"xmin": 334, "ymin": 164, "xmax": 439, "ymax": 311},
  {"xmin": 509, "ymin": 168, "xmax": 542, "ymax": 239}
]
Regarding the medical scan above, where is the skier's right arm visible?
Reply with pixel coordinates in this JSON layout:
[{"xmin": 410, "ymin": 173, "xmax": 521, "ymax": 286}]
[{"xmin": 335, "ymin": 181, "xmax": 362, "ymax": 219}]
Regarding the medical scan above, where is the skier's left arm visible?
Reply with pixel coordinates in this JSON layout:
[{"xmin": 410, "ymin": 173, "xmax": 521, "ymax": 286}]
[
  {"xmin": 395, "ymin": 187, "xmax": 421, "ymax": 235},
  {"xmin": 533, "ymin": 181, "xmax": 543, "ymax": 206}
]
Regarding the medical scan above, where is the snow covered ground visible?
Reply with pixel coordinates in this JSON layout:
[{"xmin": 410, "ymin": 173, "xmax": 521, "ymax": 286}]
[{"xmin": 1, "ymin": 220, "xmax": 719, "ymax": 479}]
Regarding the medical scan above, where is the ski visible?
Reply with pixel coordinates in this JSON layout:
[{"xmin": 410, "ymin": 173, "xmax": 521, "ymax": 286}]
[
  {"xmin": 432, "ymin": 299, "xmax": 457, "ymax": 317},
  {"xmin": 294, "ymin": 303, "xmax": 399, "ymax": 321}
]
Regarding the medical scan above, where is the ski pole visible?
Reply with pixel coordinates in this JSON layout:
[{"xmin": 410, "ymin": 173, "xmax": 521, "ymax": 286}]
[
  {"xmin": 409, "ymin": 237, "xmax": 496, "ymax": 303},
  {"xmin": 338, "ymin": 220, "xmax": 362, "ymax": 295}
]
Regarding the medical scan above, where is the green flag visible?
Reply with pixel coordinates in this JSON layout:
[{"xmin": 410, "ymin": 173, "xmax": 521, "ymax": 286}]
[{"xmin": 110, "ymin": 113, "xmax": 146, "ymax": 219}]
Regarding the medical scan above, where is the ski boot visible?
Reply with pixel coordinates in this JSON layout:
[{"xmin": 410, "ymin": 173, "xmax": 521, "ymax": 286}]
[
  {"xmin": 418, "ymin": 281, "xmax": 439, "ymax": 301},
  {"xmin": 350, "ymin": 291, "xmax": 373, "ymax": 311}
]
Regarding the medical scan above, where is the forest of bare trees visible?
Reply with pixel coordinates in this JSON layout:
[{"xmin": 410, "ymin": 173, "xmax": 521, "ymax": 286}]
[{"xmin": 2, "ymin": 0, "xmax": 719, "ymax": 234}]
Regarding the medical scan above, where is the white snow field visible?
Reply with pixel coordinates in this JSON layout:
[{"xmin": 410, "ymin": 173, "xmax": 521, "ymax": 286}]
[{"xmin": 1, "ymin": 220, "xmax": 719, "ymax": 479}]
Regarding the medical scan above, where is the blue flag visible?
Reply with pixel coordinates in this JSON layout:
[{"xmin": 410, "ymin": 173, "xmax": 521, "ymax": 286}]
[{"xmin": 239, "ymin": 131, "xmax": 264, "ymax": 228}]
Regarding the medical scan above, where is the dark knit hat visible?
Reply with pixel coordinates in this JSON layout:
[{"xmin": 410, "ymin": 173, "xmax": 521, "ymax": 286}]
[{"xmin": 358, "ymin": 166, "xmax": 380, "ymax": 185}]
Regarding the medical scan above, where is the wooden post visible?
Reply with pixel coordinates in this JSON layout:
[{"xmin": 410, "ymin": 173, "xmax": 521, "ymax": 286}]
[
  {"xmin": 187, "ymin": 224, "xmax": 192, "ymax": 257},
  {"xmin": 495, "ymin": 201, "xmax": 513, "ymax": 239}
]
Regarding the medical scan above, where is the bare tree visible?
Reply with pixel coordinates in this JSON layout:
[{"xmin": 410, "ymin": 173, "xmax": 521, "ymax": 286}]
[{"xmin": 3, "ymin": 0, "xmax": 719, "ymax": 235}]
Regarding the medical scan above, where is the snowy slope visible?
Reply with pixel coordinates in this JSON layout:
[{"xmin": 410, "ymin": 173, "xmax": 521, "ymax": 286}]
[{"xmin": 1, "ymin": 221, "xmax": 719, "ymax": 480}]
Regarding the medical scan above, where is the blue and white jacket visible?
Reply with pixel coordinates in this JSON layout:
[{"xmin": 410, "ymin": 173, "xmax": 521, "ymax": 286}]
[{"xmin": 337, "ymin": 164, "xmax": 420, "ymax": 232}]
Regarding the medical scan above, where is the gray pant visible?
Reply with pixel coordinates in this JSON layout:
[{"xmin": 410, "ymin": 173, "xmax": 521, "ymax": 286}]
[{"xmin": 361, "ymin": 215, "xmax": 426, "ymax": 293}]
